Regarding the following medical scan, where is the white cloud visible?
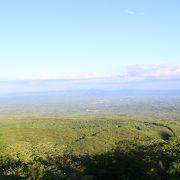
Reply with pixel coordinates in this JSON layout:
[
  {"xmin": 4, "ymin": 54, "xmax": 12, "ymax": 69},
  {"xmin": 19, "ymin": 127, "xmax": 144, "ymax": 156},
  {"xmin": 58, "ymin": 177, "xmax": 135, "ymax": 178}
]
[
  {"xmin": 0, "ymin": 64, "xmax": 180, "ymax": 92},
  {"xmin": 124, "ymin": 9, "xmax": 144, "ymax": 16},
  {"xmin": 124, "ymin": 9, "xmax": 135, "ymax": 15},
  {"xmin": 2, "ymin": 64, "xmax": 180, "ymax": 82},
  {"xmin": 124, "ymin": 64, "xmax": 180, "ymax": 79},
  {"xmin": 2, "ymin": 72, "xmax": 114, "ymax": 81}
]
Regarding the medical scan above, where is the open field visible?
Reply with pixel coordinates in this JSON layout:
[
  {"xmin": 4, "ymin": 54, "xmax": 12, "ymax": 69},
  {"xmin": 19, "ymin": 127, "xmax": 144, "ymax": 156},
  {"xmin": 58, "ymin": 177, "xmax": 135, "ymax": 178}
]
[{"xmin": 0, "ymin": 91, "xmax": 179, "ymax": 179}]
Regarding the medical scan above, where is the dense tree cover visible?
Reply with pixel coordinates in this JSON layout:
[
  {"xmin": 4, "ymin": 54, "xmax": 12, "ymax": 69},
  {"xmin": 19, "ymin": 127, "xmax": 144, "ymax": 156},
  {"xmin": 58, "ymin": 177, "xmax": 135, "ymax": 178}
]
[
  {"xmin": 0, "ymin": 94, "xmax": 180, "ymax": 179},
  {"xmin": 0, "ymin": 138, "xmax": 179, "ymax": 179}
]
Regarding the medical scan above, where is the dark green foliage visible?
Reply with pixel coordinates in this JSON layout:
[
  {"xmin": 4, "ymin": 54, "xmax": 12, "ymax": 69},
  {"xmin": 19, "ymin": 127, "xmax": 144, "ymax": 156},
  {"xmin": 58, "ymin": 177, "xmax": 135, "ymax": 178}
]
[{"xmin": 0, "ymin": 138, "xmax": 179, "ymax": 179}]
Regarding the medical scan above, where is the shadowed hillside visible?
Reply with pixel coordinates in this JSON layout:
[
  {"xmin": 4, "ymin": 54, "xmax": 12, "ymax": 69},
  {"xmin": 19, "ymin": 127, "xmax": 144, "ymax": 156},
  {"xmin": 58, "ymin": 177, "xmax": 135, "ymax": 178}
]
[{"xmin": 0, "ymin": 139, "xmax": 179, "ymax": 180}]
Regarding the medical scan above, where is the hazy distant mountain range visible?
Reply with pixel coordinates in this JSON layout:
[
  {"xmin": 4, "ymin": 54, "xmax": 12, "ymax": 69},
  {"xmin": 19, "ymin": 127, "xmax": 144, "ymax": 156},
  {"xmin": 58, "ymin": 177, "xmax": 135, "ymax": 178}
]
[
  {"xmin": 0, "ymin": 65, "xmax": 180, "ymax": 93},
  {"xmin": 0, "ymin": 77, "xmax": 179, "ymax": 93}
]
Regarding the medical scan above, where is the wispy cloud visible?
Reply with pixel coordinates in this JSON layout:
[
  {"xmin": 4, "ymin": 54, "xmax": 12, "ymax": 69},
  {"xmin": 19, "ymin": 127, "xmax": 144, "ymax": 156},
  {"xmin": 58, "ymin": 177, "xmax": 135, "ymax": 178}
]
[
  {"xmin": 5, "ymin": 64, "xmax": 180, "ymax": 82},
  {"xmin": 0, "ymin": 64, "xmax": 180, "ymax": 92},
  {"xmin": 1, "ymin": 73, "xmax": 113, "ymax": 81},
  {"xmin": 124, "ymin": 9, "xmax": 144, "ymax": 16},
  {"xmin": 124, "ymin": 64, "xmax": 180, "ymax": 79},
  {"xmin": 114, "ymin": 64, "xmax": 180, "ymax": 90},
  {"xmin": 124, "ymin": 9, "xmax": 135, "ymax": 15}
]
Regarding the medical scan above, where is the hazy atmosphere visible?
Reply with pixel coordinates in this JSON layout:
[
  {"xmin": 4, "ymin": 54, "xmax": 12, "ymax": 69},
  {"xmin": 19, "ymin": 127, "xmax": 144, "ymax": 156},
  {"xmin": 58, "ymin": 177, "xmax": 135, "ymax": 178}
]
[
  {"xmin": 0, "ymin": 1, "xmax": 179, "ymax": 179},
  {"xmin": 0, "ymin": 0, "xmax": 180, "ymax": 92}
]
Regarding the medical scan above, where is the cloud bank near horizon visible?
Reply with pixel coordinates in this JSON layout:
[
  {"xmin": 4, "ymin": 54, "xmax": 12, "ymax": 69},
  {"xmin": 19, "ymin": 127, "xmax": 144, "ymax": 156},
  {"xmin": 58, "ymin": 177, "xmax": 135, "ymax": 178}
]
[
  {"xmin": 125, "ymin": 64, "xmax": 180, "ymax": 79},
  {"xmin": 0, "ymin": 64, "xmax": 180, "ymax": 92}
]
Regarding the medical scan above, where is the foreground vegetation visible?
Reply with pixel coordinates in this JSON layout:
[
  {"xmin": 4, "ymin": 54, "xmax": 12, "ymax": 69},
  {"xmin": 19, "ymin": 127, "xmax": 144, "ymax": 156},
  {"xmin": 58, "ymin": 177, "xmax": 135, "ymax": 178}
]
[
  {"xmin": 0, "ymin": 137, "xmax": 179, "ymax": 179},
  {"xmin": 0, "ymin": 114, "xmax": 179, "ymax": 179},
  {"xmin": 0, "ymin": 92, "xmax": 179, "ymax": 179}
]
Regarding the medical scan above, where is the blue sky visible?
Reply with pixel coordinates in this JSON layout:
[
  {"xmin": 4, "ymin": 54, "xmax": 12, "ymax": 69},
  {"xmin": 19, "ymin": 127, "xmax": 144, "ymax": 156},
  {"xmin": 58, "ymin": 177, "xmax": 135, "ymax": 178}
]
[{"xmin": 0, "ymin": 0, "xmax": 180, "ymax": 91}]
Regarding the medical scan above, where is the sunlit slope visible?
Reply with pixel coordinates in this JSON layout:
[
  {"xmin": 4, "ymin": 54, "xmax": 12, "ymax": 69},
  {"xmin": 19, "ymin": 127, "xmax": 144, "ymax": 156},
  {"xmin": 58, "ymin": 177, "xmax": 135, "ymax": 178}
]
[{"xmin": 0, "ymin": 114, "xmax": 179, "ymax": 155}]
